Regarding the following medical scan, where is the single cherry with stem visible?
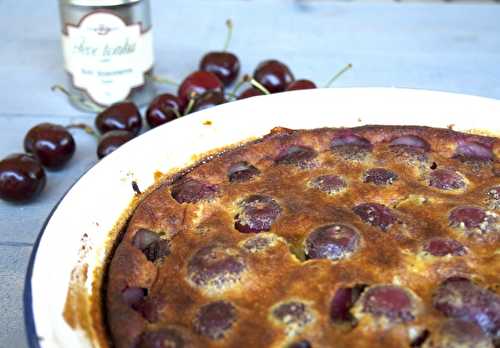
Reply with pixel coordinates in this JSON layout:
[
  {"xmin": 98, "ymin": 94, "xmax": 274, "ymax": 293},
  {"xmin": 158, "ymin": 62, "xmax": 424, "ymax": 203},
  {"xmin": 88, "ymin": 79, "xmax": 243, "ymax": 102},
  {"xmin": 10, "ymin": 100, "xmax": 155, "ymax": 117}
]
[
  {"xmin": 253, "ymin": 59, "xmax": 294, "ymax": 93},
  {"xmin": 65, "ymin": 121, "xmax": 133, "ymax": 160},
  {"xmin": 200, "ymin": 19, "xmax": 241, "ymax": 86},
  {"xmin": 146, "ymin": 93, "xmax": 182, "ymax": 128},
  {"xmin": 0, "ymin": 153, "xmax": 46, "ymax": 203},
  {"xmin": 177, "ymin": 71, "xmax": 224, "ymax": 108},
  {"xmin": 95, "ymin": 101, "xmax": 142, "ymax": 135},
  {"xmin": 24, "ymin": 123, "xmax": 76, "ymax": 170}
]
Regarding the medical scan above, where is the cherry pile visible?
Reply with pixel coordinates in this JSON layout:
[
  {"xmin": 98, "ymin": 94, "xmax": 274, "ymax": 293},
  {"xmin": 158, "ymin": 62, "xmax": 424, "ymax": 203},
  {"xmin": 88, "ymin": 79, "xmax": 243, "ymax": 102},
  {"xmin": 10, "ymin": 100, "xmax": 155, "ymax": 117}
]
[
  {"xmin": 145, "ymin": 19, "xmax": 351, "ymax": 128},
  {"xmin": 0, "ymin": 19, "xmax": 351, "ymax": 204},
  {"xmin": 0, "ymin": 123, "xmax": 74, "ymax": 203}
]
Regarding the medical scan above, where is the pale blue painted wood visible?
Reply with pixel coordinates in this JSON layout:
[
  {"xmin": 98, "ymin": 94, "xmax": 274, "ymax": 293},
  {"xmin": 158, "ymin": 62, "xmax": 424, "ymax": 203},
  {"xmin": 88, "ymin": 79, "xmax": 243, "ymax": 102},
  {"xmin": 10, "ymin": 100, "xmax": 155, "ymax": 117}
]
[
  {"xmin": 0, "ymin": 0, "xmax": 499, "ymax": 347},
  {"xmin": 0, "ymin": 245, "xmax": 33, "ymax": 348}
]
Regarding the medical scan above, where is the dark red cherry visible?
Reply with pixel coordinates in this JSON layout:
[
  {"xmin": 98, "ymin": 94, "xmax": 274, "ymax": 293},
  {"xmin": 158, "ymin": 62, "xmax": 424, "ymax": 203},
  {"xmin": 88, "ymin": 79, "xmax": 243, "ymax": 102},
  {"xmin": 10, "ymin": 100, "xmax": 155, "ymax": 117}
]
[
  {"xmin": 24, "ymin": 123, "xmax": 75, "ymax": 170},
  {"xmin": 433, "ymin": 277, "xmax": 500, "ymax": 337},
  {"xmin": 95, "ymin": 101, "xmax": 142, "ymax": 135},
  {"xmin": 429, "ymin": 169, "xmax": 466, "ymax": 191},
  {"xmin": 272, "ymin": 301, "xmax": 313, "ymax": 328},
  {"xmin": 454, "ymin": 141, "xmax": 494, "ymax": 161},
  {"xmin": 309, "ymin": 175, "xmax": 347, "ymax": 195},
  {"xmin": 234, "ymin": 195, "xmax": 282, "ymax": 233},
  {"xmin": 361, "ymin": 285, "xmax": 417, "ymax": 323},
  {"xmin": 330, "ymin": 285, "xmax": 366, "ymax": 323},
  {"xmin": 364, "ymin": 168, "xmax": 398, "ymax": 186},
  {"xmin": 97, "ymin": 130, "xmax": 134, "ymax": 159},
  {"xmin": 178, "ymin": 71, "xmax": 224, "ymax": 106},
  {"xmin": 390, "ymin": 135, "xmax": 430, "ymax": 151},
  {"xmin": 253, "ymin": 59, "xmax": 294, "ymax": 93},
  {"xmin": 146, "ymin": 93, "xmax": 181, "ymax": 128},
  {"xmin": 187, "ymin": 245, "xmax": 246, "ymax": 290},
  {"xmin": 305, "ymin": 224, "xmax": 360, "ymax": 260},
  {"xmin": 0, "ymin": 153, "xmax": 46, "ymax": 203},
  {"xmin": 138, "ymin": 328, "xmax": 186, "ymax": 348},
  {"xmin": 288, "ymin": 340, "xmax": 312, "ymax": 348},
  {"xmin": 423, "ymin": 238, "xmax": 467, "ymax": 257},
  {"xmin": 353, "ymin": 203, "xmax": 397, "ymax": 231},
  {"xmin": 237, "ymin": 87, "xmax": 263, "ymax": 100},
  {"xmin": 132, "ymin": 229, "xmax": 170, "ymax": 262},
  {"xmin": 200, "ymin": 52, "xmax": 240, "ymax": 86},
  {"xmin": 448, "ymin": 206, "xmax": 488, "ymax": 230},
  {"xmin": 427, "ymin": 319, "xmax": 493, "ymax": 348},
  {"xmin": 194, "ymin": 301, "xmax": 237, "ymax": 339},
  {"xmin": 122, "ymin": 287, "xmax": 147, "ymax": 308},
  {"xmin": 199, "ymin": 19, "xmax": 240, "ymax": 86},
  {"xmin": 286, "ymin": 79, "xmax": 317, "ymax": 91},
  {"xmin": 171, "ymin": 178, "xmax": 218, "ymax": 204},
  {"xmin": 228, "ymin": 161, "xmax": 260, "ymax": 183},
  {"xmin": 275, "ymin": 145, "xmax": 317, "ymax": 167},
  {"xmin": 331, "ymin": 134, "xmax": 372, "ymax": 149},
  {"xmin": 192, "ymin": 91, "xmax": 227, "ymax": 113}
]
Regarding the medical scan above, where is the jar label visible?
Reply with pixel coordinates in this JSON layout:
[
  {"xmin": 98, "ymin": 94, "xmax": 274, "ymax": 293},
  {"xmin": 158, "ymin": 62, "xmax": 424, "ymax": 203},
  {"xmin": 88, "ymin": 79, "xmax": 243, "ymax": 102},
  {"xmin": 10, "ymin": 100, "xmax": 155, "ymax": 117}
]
[{"xmin": 62, "ymin": 11, "xmax": 154, "ymax": 106}]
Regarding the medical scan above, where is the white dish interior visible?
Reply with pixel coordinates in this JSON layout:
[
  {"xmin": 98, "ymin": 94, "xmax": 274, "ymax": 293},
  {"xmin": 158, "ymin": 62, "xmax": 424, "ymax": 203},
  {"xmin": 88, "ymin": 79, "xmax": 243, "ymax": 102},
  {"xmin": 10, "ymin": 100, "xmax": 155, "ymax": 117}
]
[{"xmin": 25, "ymin": 87, "xmax": 500, "ymax": 347}]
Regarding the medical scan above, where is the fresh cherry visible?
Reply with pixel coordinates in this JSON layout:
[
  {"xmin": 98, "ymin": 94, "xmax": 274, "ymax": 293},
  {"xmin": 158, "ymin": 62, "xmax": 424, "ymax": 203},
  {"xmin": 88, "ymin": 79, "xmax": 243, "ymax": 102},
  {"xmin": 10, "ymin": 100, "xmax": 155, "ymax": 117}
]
[
  {"xmin": 237, "ymin": 87, "xmax": 262, "ymax": 100},
  {"xmin": 97, "ymin": 130, "xmax": 135, "ymax": 159},
  {"xmin": 95, "ymin": 102, "xmax": 142, "ymax": 135},
  {"xmin": 146, "ymin": 93, "xmax": 181, "ymax": 128},
  {"xmin": 200, "ymin": 53, "xmax": 240, "ymax": 87},
  {"xmin": 177, "ymin": 71, "xmax": 224, "ymax": 107},
  {"xmin": 23, "ymin": 123, "xmax": 76, "ymax": 170},
  {"xmin": 253, "ymin": 59, "xmax": 294, "ymax": 93},
  {"xmin": 286, "ymin": 79, "xmax": 317, "ymax": 91},
  {"xmin": 200, "ymin": 20, "xmax": 240, "ymax": 86},
  {"xmin": 192, "ymin": 91, "xmax": 227, "ymax": 112},
  {"xmin": 0, "ymin": 154, "xmax": 46, "ymax": 203}
]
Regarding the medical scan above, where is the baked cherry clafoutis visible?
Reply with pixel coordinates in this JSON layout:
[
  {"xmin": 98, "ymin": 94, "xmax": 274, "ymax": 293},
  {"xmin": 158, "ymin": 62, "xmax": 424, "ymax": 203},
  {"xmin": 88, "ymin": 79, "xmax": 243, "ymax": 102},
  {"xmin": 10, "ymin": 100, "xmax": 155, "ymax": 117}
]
[{"xmin": 106, "ymin": 125, "xmax": 500, "ymax": 348}]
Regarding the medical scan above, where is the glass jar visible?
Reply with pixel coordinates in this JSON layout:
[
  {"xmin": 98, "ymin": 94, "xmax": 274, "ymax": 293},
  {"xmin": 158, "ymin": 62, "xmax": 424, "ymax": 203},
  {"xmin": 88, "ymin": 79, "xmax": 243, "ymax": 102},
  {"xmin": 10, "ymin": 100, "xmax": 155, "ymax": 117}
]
[{"xmin": 58, "ymin": 0, "xmax": 155, "ymax": 112}]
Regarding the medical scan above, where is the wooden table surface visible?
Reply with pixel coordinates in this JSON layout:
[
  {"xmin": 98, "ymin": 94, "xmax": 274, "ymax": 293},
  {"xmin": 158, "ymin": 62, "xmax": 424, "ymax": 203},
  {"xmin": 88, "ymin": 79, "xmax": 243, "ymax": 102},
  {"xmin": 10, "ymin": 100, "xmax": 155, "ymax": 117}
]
[{"xmin": 1, "ymin": 0, "xmax": 499, "ymax": 347}]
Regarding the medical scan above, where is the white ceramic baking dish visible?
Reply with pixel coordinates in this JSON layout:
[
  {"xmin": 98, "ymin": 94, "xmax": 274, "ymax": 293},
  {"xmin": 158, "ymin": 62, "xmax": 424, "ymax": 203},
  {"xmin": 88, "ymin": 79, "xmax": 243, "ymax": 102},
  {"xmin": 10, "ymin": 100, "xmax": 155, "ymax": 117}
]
[{"xmin": 24, "ymin": 88, "xmax": 500, "ymax": 348}]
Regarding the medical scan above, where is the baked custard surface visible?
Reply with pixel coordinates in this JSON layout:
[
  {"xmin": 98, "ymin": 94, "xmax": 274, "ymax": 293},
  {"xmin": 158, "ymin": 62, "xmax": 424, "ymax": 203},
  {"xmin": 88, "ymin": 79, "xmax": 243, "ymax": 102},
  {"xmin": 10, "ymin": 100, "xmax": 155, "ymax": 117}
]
[{"xmin": 106, "ymin": 126, "xmax": 500, "ymax": 348}]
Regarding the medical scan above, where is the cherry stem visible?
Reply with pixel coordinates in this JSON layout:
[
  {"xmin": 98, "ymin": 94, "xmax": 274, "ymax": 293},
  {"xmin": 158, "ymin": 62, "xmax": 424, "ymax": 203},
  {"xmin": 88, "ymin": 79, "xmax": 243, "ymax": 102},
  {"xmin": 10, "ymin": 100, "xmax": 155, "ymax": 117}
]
[
  {"xmin": 51, "ymin": 84, "xmax": 103, "ymax": 113},
  {"xmin": 66, "ymin": 123, "xmax": 99, "ymax": 140},
  {"xmin": 223, "ymin": 19, "xmax": 233, "ymax": 52},
  {"xmin": 229, "ymin": 77, "xmax": 247, "ymax": 99},
  {"xmin": 153, "ymin": 75, "xmax": 179, "ymax": 87},
  {"xmin": 225, "ymin": 92, "xmax": 237, "ymax": 100},
  {"xmin": 183, "ymin": 92, "xmax": 197, "ymax": 115},
  {"xmin": 51, "ymin": 84, "xmax": 71, "ymax": 98},
  {"xmin": 244, "ymin": 75, "xmax": 270, "ymax": 95},
  {"xmin": 324, "ymin": 63, "xmax": 353, "ymax": 88},
  {"xmin": 173, "ymin": 108, "xmax": 182, "ymax": 119}
]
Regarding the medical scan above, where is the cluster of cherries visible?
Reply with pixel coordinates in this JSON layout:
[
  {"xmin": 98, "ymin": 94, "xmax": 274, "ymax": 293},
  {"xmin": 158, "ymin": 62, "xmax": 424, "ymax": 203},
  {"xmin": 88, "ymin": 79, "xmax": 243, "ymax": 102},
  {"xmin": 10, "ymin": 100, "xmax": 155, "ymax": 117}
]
[
  {"xmin": 0, "ymin": 20, "xmax": 350, "ymax": 204},
  {"xmin": 0, "ymin": 105, "xmax": 146, "ymax": 203}
]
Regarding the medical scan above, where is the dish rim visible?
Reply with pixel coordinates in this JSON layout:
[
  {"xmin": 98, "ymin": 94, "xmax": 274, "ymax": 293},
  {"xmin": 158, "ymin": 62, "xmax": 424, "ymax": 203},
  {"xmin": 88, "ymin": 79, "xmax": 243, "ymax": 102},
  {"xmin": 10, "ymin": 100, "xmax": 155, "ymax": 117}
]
[{"xmin": 23, "ymin": 87, "xmax": 500, "ymax": 348}]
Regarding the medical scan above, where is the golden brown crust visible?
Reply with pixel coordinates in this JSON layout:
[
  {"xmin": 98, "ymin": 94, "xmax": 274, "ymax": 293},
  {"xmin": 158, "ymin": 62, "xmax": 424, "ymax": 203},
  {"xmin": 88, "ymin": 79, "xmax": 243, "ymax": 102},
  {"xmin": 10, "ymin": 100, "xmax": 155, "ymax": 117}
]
[{"xmin": 106, "ymin": 125, "xmax": 500, "ymax": 348}]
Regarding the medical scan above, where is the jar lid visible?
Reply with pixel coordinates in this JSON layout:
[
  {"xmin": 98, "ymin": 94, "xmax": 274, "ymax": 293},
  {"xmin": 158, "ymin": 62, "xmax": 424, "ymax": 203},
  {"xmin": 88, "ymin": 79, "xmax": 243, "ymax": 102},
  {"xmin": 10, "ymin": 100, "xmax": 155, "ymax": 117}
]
[{"xmin": 62, "ymin": 0, "xmax": 141, "ymax": 5}]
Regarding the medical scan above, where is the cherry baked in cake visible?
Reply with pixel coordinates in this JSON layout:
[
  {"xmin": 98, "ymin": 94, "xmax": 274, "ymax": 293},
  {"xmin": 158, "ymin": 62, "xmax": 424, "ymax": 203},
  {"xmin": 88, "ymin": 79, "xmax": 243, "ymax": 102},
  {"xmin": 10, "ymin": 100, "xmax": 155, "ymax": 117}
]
[{"xmin": 106, "ymin": 125, "xmax": 500, "ymax": 348}]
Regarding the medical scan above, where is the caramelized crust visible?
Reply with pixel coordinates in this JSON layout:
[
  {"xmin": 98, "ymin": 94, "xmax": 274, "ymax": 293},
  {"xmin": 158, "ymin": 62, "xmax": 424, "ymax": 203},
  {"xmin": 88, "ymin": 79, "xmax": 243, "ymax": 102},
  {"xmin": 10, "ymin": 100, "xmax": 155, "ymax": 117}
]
[{"xmin": 106, "ymin": 126, "xmax": 500, "ymax": 348}]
